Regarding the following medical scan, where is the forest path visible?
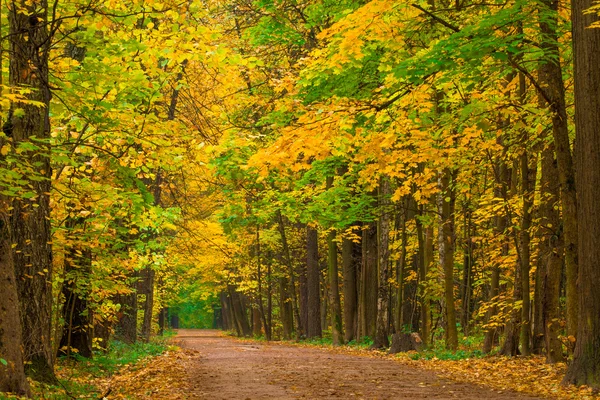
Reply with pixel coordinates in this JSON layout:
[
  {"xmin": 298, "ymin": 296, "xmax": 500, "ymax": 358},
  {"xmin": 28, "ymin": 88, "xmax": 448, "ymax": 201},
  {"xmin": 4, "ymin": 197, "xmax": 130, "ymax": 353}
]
[{"xmin": 175, "ymin": 329, "xmax": 544, "ymax": 400}]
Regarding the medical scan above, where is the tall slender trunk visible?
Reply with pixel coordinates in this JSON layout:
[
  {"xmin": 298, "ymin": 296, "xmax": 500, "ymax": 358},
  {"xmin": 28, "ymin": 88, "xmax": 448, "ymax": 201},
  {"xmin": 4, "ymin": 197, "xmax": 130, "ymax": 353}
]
[
  {"xmin": 327, "ymin": 228, "xmax": 344, "ymax": 345},
  {"xmin": 395, "ymin": 198, "xmax": 409, "ymax": 334},
  {"xmin": 306, "ymin": 226, "xmax": 321, "ymax": 338},
  {"xmin": 519, "ymin": 145, "xmax": 536, "ymax": 356},
  {"xmin": 359, "ymin": 222, "xmax": 378, "ymax": 340},
  {"xmin": 342, "ymin": 236, "xmax": 358, "ymax": 343},
  {"xmin": 325, "ymin": 176, "xmax": 343, "ymax": 344},
  {"xmin": 276, "ymin": 211, "xmax": 298, "ymax": 339},
  {"xmin": 416, "ymin": 205, "xmax": 432, "ymax": 347},
  {"xmin": 483, "ymin": 150, "xmax": 508, "ymax": 353},
  {"xmin": 373, "ymin": 177, "xmax": 391, "ymax": 349},
  {"xmin": 256, "ymin": 226, "xmax": 271, "ymax": 340},
  {"xmin": 438, "ymin": 170, "xmax": 458, "ymax": 350},
  {"xmin": 460, "ymin": 206, "xmax": 474, "ymax": 336},
  {"xmin": 537, "ymin": 143, "xmax": 564, "ymax": 363}
]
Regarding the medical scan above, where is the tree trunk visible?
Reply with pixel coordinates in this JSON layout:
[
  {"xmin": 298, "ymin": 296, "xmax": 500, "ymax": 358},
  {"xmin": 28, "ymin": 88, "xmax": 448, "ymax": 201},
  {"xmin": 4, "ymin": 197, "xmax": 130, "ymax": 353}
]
[
  {"xmin": 0, "ymin": 212, "xmax": 31, "ymax": 395},
  {"xmin": 59, "ymin": 245, "xmax": 93, "ymax": 358},
  {"xmin": 359, "ymin": 222, "xmax": 378, "ymax": 340},
  {"xmin": 416, "ymin": 205, "xmax": 432, "ymax": 347},
  {"xmin": 306, "ymin": 226, "xmax": 321, "ymax": 338},
  {"xmin": 520, "ymin": 139, "xmax": 536, "ymax": 356},
  {"xmin": 563, "ymin": 0, "xmax": 600, "ymax": 388},
  {"xmin": 7, "ymin": 0, "xmax": 54, "ymax": 383},
  {"xmin": 342, "ymin": 236, "xmax": 358, "ymax": 343},
  {"xmin": 327, "ymin": 227, "xmax": 344, "ymax": 345},
  {"xmin": 438, "ymin": 170, "xmax": 458, "ymax": 350},
  {"xmin": 256, "ymin": 226, "xmax": 271, "ymax": 340},
  {"xmin": 276, "ymin": 211, "xmax": 298, "ymax": 339},
  {"xmin": 117, "ymin": 276, "xmax": 138, "ymax": 344},
  {"xmin": 373, "ymin": 177, "xmax": 391, "ymax": 349},
  {"xmin": 460, "ymin": 206, "xmax": 474, "ymax": 336},
  {"xmin": 537, "ymin": 0, "xmax": 578, "ymax": 341},
  {"xmin": 141, "ymin": 267, "xmax": 155, "ymax": 342},
  {"xmin": 483, "ymin": 157, "xmax": 508, "ymax": 353},
  {"xmin": 252, "ymin": 305, "xmax": 262, "ymax": 336},
  {"xmin": 537, "ymin": 144, "xmax": 564, "ymax": 363}
]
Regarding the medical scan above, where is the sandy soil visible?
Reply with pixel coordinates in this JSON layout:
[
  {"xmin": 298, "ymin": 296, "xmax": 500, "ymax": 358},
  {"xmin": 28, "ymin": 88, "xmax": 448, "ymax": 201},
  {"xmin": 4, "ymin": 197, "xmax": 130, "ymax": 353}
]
[{"xmin": 174, "ymin": 329, "xmax": 545, "ymax": 400}]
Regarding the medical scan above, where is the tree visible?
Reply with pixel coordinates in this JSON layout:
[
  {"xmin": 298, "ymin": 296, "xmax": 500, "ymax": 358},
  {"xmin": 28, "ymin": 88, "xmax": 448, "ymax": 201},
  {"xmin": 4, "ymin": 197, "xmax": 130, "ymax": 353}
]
[
  {"xmin": 563, "ymin": 0, "xmax": 600, "ymax": 389},
  {"xmin": 7, "ymin": 0, "xmax": 55, "ymax": 382}
]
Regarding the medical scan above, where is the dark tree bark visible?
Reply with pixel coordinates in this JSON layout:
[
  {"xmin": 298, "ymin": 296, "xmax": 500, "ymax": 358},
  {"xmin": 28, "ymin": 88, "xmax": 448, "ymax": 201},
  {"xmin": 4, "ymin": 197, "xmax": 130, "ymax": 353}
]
[
  {"xmin": 141, "ymin": 267, "xmax": 155, "ymax": 342},
  {"xmin": 438, "ymin": 170, "xmax": 458, "ymax": 350},
  {"xmin": 59, "ymin": 244, "xmax": 93, "ymax": 358},
  {"xmin": 7, "ymin": 0, "xmax": 54, "ymax": 383},
  {"xmin": 276, "ymin": 211, "xmax": 298, "ymax": 339},
  {"xmin": 416, "ymin": 205, "xmax": 432, "ymax": 347},
  {"xmin": 359, "ymin": 222, "xmax": 378, "ymax": 340},
  {"xmin": 0, "ymin": 212, "xmax": 31, "ymax": 396},
  {"xmin": 117, "ymin": 275, "xmax": 138, "ymax": 344},
  {"xmin": 520, "ymin": 134, "xmax": 537, "ymax": 356},
  {"xmin": 342, "ymin": 236, "xmax": 358, "ymax": 343},
  {"xmin": 298, "ymin": 260, "xmax": 308, "ymax": 338},
  {"xmin": 306, "ymin": 226, "xmax": 321, "ymax": 338},
  {"xmin": 460, "ymin": 206, "xmax": 474, "ymax": 336},
  {"xmin": 229, "ymin": 285, "xmax": 251, "ymax": 337},
  {"xmin": 255, "ymin": 226, "xmax": 271, "ymax": 340},
  {"xmin": 535, "ymin": 0, "xmax": 578, "ymax": 340},
  {"xmin": 483, "ymin": 154, "xmax": 508, "ymax": 354},
  {"xmin": 327, "ymin": 229, "xmax": 344, "ymax": 345},
  {"xmin": 563, "ymin": 0, "xmax": 600, "ymax": 388},
  {"xmin": 536, "ymin": 144, "xmax": 564, "ymax": 363},
  {"xmin": 252, "ymin": 305, "xmax": 262, "ymax": 336},
  {"xmin": 373, "ymin": 177, "xmax": 391, "ymax": 349}
]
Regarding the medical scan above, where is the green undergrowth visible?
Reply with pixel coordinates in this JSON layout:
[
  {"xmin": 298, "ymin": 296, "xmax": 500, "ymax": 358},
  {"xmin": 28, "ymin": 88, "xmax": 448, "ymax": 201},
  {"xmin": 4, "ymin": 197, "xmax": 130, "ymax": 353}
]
[
  {"xmin": 1, "ymin": 334, "xmax": 174, "ymax": 400},
  {"xmin": 233, "ymin": 329, "xmax": 489, "ymax": 361}
]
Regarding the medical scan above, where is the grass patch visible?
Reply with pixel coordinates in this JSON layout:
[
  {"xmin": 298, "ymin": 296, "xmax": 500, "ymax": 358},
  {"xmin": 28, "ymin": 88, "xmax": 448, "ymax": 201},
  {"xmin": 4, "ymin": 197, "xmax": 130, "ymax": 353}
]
[{"xmin": 0, "ymin": 335, "xmax": 174, "ymax": 399}]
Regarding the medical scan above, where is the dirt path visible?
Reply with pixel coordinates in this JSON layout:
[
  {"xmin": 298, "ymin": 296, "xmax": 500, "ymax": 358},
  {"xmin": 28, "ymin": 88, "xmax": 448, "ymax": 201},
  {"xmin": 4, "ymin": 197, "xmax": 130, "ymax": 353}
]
[{"xmin": 175, "ymin": 329, "xmax": 544, "ymax": 400}]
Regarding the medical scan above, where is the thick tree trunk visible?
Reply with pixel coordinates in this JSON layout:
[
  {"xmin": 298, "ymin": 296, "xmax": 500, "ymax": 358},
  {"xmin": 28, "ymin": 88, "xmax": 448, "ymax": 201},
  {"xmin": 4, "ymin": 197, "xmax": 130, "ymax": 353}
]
[
  {"xmin": 563, "ymin": 0, "xmax": 600, "ymax": 388},
  {"xmin": 7, "ymin": 0, "xmax": 54, "ymax": 383},
  {"xmin": 306, "ymin": 226, "xmax": 321, "ymax": 338},
  {"xmin": 536, "ymin": 0, "xmax": 578, "ymax": 340},
  {"xmin": 0, "ymin": 212, "xmax": 31, "ymax": 395},
  {"xmin": 438, "ymin": 170, "xmax": 458, "ymax": 350},
  {"xmin": 537, "ymin": 144, "xmax": 564, "ymax": 363},
  {"xmin": 359, "ymin": 222, "xmax": 378, "ymax": 340},
  {"xmin": 373, "ymin": 177, "xmax": 391, "ymax": 349}
]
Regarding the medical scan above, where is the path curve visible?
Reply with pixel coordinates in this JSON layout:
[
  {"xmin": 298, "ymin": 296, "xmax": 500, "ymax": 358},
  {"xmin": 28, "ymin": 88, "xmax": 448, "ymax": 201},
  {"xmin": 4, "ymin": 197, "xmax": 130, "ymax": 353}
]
[{"xmin": 176, "ymin": 329, "xmax": 543, "ymax": 400}]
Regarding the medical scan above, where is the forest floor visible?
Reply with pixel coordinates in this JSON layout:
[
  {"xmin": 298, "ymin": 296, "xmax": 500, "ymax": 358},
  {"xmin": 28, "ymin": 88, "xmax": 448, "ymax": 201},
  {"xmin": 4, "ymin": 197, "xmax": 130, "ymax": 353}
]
[
  {"xmin": 100, "ymin": 329, "xmax": 545, "ymax": 399},
  {"xmin": 95, "ymin": 329, "xmax": 600, "ymax": 400}
]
